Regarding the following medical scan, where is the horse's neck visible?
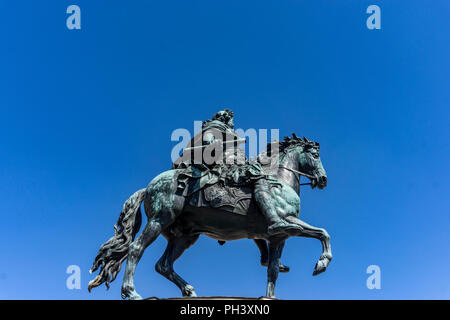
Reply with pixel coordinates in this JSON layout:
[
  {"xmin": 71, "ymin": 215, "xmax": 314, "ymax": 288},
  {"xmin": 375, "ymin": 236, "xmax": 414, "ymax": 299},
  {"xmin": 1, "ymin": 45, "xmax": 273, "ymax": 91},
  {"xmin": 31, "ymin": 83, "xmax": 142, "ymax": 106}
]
[
  {"xmin": 278, "ymin": 152, "xmax": 300, "ymax": 193},
  {"xmin": 262, "ymin": 150, "xmax": 299, "ymax": 194}
]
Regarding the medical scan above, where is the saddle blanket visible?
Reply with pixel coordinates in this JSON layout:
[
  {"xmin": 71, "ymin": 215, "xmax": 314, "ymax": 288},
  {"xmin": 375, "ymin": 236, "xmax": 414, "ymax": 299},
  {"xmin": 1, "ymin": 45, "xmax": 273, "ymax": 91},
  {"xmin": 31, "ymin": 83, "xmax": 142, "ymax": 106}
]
[{"xmin": 187, "ymin": 183, "xmax": 253, "ymax": 216}]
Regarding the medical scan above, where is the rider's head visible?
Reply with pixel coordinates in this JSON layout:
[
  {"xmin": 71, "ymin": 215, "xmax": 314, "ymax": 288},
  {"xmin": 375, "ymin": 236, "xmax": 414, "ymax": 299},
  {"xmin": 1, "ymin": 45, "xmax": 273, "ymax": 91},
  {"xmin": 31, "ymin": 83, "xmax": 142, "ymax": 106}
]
[{"xmin": 212, "ymin": 109, "xmax": 234, "ymax": 128}]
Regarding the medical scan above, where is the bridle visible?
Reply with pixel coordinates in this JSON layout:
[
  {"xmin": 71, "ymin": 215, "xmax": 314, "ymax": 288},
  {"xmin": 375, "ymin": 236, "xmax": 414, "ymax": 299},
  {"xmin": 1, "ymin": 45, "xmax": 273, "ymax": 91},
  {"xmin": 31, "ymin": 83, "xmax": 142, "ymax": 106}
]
[{"xmin": 278, "ymin": 166, "xmax": 316, "ymax": 186}]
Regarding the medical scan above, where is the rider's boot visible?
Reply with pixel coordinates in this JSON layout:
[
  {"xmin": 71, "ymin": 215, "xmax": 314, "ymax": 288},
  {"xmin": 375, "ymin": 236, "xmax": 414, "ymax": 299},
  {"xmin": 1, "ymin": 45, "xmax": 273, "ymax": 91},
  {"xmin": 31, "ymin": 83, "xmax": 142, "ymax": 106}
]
[{"xmin": 254, "ymin": 179, "xmax": 301, "ymax": 236}]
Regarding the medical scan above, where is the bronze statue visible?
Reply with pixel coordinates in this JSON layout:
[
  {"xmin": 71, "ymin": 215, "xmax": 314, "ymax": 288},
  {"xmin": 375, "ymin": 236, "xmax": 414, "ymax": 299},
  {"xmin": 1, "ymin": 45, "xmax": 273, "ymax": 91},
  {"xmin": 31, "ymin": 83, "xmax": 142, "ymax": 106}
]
[{"xmin": 88, "ymin": 109, "xmax": 332, "ymax": 299}]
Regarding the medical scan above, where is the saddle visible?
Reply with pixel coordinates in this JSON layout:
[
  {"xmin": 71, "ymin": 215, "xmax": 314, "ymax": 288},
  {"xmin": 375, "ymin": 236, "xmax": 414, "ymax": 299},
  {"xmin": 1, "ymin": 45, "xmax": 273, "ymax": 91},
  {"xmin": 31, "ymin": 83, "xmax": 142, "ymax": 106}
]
[{"xmin": 188, "ymin": 183, "xmax": 254, "ymax": 216}]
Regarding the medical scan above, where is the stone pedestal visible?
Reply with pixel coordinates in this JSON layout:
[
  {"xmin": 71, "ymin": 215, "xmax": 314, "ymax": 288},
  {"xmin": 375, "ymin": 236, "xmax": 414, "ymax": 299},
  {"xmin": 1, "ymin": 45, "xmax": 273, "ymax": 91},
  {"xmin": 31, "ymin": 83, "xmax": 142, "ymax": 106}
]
[{"xmin": 146, "ymin": 296, "xmax": 277, "ymax": 300}]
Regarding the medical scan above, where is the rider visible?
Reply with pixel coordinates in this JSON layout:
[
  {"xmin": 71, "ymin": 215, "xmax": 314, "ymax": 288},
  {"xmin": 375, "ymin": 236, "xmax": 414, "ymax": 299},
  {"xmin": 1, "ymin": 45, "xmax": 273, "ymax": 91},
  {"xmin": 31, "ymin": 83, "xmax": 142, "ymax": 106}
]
[{"xmin": 173, "ymin": 109, "xmax": 299, "ymax": 236}]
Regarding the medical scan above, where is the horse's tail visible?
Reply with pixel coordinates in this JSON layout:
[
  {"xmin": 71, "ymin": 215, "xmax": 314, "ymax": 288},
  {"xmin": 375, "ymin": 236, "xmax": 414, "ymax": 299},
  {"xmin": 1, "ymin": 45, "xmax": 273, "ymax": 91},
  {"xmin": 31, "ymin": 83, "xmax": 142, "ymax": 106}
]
[{"xmin": 88, "ymin": 188, "xmax": 147, "ymax": 292}]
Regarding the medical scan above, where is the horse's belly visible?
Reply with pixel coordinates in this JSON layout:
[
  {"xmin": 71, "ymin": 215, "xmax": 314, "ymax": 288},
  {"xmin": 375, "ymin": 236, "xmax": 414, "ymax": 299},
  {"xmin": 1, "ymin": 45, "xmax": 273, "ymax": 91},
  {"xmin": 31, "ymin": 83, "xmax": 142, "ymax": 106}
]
[{"xmin": 176, "ymin": 206, "xmax": 265, "ymax": 241}]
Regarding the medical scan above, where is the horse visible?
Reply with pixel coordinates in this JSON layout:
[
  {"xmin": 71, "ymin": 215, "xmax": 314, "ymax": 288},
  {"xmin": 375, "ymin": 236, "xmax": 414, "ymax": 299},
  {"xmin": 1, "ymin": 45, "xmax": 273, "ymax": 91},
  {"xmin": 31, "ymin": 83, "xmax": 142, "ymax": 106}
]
[{"xmin": 88, "ymin": 134, "xmax": 331, "ymax": 299}]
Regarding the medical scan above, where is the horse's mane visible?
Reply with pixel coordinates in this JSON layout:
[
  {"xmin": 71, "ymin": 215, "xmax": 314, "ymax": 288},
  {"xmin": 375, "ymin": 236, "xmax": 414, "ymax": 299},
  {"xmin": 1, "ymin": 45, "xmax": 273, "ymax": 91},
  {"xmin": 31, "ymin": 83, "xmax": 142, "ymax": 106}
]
[{"xmin": 266, "ymin": 133, "xmax": 319, "ymax": 156}]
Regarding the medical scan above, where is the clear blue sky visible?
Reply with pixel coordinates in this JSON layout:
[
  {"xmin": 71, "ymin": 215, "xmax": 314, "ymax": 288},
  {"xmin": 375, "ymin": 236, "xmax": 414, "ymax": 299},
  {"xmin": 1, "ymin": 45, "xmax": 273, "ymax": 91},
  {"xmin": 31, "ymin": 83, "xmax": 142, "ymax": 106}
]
[{"xmin": 0, "ymin": 1, "xmax": 449, "ymax": 299}]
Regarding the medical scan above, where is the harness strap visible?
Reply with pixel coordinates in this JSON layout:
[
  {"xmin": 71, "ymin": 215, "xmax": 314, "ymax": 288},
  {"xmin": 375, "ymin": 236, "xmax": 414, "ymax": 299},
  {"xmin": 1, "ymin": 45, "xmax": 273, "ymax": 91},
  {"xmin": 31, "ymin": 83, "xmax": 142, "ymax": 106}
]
[{"xmin": 278, "ymin": 166, "xmax": 315, "ymax": 185}]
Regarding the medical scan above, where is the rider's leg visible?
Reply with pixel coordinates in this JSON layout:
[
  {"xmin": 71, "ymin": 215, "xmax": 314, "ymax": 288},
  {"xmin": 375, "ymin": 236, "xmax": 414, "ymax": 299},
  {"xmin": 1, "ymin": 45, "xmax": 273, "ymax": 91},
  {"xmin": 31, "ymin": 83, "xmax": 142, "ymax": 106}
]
[{"xmin": 254, "ymin": 179, "xmax": 300, "ymax": 236}]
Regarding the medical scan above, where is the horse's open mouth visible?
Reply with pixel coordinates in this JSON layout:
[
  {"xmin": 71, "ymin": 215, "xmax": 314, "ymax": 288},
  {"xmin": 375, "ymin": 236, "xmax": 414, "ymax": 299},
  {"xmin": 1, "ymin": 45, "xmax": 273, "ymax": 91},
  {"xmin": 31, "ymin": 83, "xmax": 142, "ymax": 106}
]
[
  {"xmin": 312, "ymin": 176, "xmax": 327, "ymax": 190},
  {"xmin": 318, "ymin": 176, "xmax": 327, "ymax": 189}
]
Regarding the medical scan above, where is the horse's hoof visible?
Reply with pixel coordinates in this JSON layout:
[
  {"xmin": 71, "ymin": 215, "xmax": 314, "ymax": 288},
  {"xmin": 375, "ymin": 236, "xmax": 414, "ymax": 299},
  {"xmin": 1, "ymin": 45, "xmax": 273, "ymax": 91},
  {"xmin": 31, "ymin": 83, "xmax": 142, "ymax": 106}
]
[
  {"xmin": 121, "ymin": 285, "xmax": 143, "ymax": 300},
  {"xmin": 261, "ymin": 261, "xmax": 290, "ymax": 273},
  {"xmin": 312, "ymin": 259, "xmax": 328, "ymax": 276},
  {"xmin": 182, "ymin": 285, "xmax": 197, "ymax": 297},
  {"xmin": 129, "ymin": 292, "xmax": 143, "ymax": 300},
  {"xmin": 279, "ymin": 264, "xmax": 290, "ymax": 273}
]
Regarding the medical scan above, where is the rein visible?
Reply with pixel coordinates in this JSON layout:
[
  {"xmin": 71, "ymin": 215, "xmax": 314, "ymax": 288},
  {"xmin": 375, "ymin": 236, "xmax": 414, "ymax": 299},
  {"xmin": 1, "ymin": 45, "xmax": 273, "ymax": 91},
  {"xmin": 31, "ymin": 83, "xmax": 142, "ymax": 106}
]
[{"xmin": 278, "ymin": 166, "xmax": 315, "ymax": 186}]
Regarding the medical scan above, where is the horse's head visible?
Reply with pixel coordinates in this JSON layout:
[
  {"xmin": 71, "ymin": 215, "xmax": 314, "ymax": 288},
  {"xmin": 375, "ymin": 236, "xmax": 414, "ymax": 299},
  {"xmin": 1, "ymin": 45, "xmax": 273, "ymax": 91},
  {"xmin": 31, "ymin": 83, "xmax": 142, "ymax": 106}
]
[
  {"xmin": 273, "ymin": 134, "xmax": 327, "ymax": 190},
  {"xmin": 298, "ymin": 138, "xmax": 327, "ymax": 189}
]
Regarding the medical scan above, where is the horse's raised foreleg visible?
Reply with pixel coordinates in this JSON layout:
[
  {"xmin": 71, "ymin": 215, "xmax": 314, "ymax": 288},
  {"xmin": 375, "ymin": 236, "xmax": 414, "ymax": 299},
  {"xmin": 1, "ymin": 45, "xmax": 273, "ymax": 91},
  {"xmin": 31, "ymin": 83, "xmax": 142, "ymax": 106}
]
[
  {"xmin": 266, "ymin": 238, "xmax": 286, "ymax": 298},
  {"xmin": 254, "ymin": 239, "xmax": 290, "ymax": 273},
  {"xmin": 286, "ymin": 216, "xmax": 332, "ymax": 276},
  {"xmin": 155, "ymin": 233, "xmax": 199, "ymax": 297}
]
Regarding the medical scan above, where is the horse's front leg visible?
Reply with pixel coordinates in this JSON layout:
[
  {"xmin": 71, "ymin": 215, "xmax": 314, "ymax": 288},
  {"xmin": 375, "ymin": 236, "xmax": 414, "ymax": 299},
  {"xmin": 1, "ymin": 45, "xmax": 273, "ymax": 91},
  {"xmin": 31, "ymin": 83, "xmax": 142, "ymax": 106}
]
[
  {"xmin": 254, "ymin": 239, "xmax": 290, "ymax": 273},
  {"xmin": 266, "ymin": 238, "xmax": 286, "ymax": 298},
  {"xmin": 286, "ymin": 216, "xmax": 332, "ymax": 275}
]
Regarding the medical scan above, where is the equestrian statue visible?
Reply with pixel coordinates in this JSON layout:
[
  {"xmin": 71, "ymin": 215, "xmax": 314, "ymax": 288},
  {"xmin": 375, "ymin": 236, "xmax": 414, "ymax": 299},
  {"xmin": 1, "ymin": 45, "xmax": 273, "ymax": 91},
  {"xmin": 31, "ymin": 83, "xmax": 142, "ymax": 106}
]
[{"xmin": 88, "ymin": 109, "xmax": 332, "ymax": 299}]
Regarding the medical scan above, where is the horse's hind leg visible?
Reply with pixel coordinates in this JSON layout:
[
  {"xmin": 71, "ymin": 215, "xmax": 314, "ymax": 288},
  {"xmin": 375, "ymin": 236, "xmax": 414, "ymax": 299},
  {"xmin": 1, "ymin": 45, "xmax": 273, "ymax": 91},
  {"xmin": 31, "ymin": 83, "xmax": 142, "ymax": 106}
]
[
  {"xmin": 155, "ymin": 233, "xmax": 199, "ymax": 297},
  {"xmin": 121, "ymin": 219, "xmax": 164, "ymax": 300},
  {"xmin": 121, "ymin": 173, "xmax": 185, "ymax": 300}
]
